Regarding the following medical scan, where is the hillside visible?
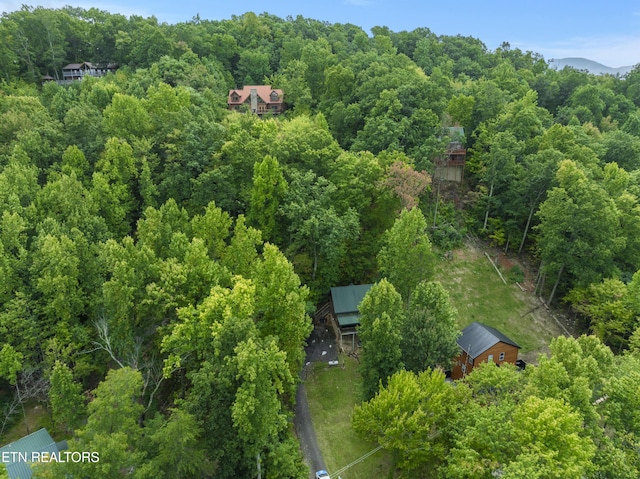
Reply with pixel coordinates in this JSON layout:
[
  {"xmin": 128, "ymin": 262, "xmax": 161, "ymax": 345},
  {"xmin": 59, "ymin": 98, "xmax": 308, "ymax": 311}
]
[{"xmin": 1, "ymin": 7, "xmax": 640, "ymax": 479}]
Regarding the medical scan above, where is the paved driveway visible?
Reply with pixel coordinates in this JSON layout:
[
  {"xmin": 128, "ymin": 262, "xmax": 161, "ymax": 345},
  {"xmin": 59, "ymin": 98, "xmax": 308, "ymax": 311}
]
[{"xmin": 295, "ymin": 323, "xmax": 338, "ymax": 478}]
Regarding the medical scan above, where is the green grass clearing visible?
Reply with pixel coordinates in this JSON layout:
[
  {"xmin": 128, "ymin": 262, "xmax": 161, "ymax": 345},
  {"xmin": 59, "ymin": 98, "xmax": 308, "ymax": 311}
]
[
  {"xmin": 435, "ymin": 243, "xmax": 565, "ymax": 360},
  {"xmin": 305, "ymin": 243, "xmax": 564, "ymax": 478},
  {"xmin": 304, "ymin": 356, "xmax": 392, "ymax": 479}
]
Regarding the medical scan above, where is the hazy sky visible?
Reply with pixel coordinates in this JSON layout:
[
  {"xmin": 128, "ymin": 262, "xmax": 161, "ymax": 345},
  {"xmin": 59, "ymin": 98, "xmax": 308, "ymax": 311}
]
[{"xmin": 2, "ymin": 0, "xmax": 640, "ymax": 67}]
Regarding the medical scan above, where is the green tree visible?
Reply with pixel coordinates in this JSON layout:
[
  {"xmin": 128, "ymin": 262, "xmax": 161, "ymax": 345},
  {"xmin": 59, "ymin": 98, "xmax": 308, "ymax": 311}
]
[
  {"xmin": 0, "ymin": 343, "xmax": 22, "ymax": 385},
  {"xmin": 102, "ymin": 93, "xmax": 152, "ymax": 142},
  {"xmin": 248, "ymin": 155, "xmax": 287, "ymax": 242},
  {"xmin": 231, "ymin": 336, "xmax": 293, "ymax": 473},
  {"xmin": 505, "ymin": 396, "xmax": 595, "ymax": 479},
  {"xmin": 252, "ymin": 243, "xmax": 311, "ymax": 381},
  {"xmin": 281, "ymin": 170, "xmax": 359, "ymax": 296},
  {"xmin": 401, "ymin": 281, "xmax": 460, "ymax": 372},
  {"xmin": 91, "ymin": 137, "xmax": 140, "ymax": 237},
  {"xmin": 49, "ymin": 361, "xmax": 86, "ymax": 433},
  {"xmin": 353, "ymin": 368, "xmax": 460, "ymax": 473},
  {"xmin": 565, "ymin": 279, "xmax": 637, "ymax": 352},
  {"xmin": 357, "ymin": 279, "xmax": 404, "ymax": 399},
  {"xmin": 136, "ymin": 409, "xmax": 211, "ymax": 479},
  {"xmin": 50, "ymin": 367, "xmax": 144, "ymax": 479},
  {"xmin": 377, "ymin": 207, "xmax": 435, "ymax": 304},
  {"xmin": 536, "ymin": 160, "xmax": 623, "ymax": 303},
  {"xmin": 29, "ymin": 231, "xmax": 85, "ymax": 328}
]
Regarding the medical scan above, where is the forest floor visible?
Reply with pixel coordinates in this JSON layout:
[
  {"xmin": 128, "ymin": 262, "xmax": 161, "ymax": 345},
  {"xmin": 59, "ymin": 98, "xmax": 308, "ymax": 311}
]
[
  {"xmin": 1, "ymin": 401, "xmax": 50, "ymax": 444},
  {"xmin": 436, "ymin": 239, "xmax": 572, "ymax": 365}
]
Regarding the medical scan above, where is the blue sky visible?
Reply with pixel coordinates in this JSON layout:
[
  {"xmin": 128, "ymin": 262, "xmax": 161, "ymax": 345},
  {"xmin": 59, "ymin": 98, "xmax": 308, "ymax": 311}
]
[{"xmin": 2, "ymin": 0, "xmax": 640, "ymax": 67}]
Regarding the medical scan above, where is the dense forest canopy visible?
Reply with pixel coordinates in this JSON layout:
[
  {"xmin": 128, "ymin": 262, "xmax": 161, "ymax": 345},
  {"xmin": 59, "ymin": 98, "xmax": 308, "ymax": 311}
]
[{"xmin": 1, "ymin": 5, "xmax": 640, "ymax": 478}]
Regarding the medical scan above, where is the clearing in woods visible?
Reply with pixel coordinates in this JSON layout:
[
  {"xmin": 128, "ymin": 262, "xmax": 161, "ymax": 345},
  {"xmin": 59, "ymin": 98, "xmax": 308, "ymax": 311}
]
[
  {"xmin": 304, "ymin": 241, "xmax": 569, "ymax": 478},
  {"xmin": 436, "ymin": 240, "xmax": 570, "ymax": 364}
]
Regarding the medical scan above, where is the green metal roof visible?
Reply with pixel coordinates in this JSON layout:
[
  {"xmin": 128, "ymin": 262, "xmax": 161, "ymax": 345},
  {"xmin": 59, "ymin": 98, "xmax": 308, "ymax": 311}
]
[
  {"xmin": 337, "ymin": 313, "xmax": 361, "ymax": 328},
  {"xmin": 330, "ymin": 284, "xmax": 373, "ymax": 315},
  {"xmin": 0, "ymin": 428, "xmax": 59, "ymax": 479},
  {"xmin": 330, "ymin": 284, "xmax": 373, "ymax": 329}
]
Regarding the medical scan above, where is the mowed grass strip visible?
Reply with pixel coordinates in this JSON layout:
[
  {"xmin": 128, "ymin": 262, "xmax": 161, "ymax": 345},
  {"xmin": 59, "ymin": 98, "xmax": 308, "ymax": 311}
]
[
  {"xmin": 304, "ymin": 357, "xmax": 391, "ymax": 479},
  {"xmin": 435, "ymin": 247, "xmax": 561, "ymax": 354}
]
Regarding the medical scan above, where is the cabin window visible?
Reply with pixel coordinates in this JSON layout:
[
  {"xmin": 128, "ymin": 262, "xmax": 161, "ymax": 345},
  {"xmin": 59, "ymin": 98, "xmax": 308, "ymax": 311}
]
[
  {"xmin": 488, "ymin": 354, "xmax": 493, "ymax": 362},
  {"xmin": 499, "ymin": 352, "xmax": 505, "ymax": 361}
]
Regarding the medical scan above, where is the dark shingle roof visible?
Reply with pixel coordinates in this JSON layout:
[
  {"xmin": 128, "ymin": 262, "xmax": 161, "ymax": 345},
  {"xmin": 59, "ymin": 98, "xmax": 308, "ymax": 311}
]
[{"xmin": 457, "ymin": 322, "xmax": 520, "ymax": 359}]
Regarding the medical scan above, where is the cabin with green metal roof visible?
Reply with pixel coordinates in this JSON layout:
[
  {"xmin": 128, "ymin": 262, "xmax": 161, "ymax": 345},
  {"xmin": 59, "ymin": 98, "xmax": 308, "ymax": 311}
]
[
  {"xmin": 0, "ymin": 428, "xmax": 63, "ymax": 479},
  {"xmin": 329, "ymin": 284, "xmax": 373, "ymax": 349}
]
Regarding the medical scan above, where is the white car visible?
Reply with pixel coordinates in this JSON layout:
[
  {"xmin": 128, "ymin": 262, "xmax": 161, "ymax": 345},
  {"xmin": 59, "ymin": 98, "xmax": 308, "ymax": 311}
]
[{"xmin": 315, "ymin": 471, "xmax": 330, "ymax": 479}]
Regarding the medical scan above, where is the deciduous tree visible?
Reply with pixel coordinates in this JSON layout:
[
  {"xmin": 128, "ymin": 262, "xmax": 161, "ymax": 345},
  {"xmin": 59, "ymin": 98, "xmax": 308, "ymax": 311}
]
[
  {"xmin": 357, "ymin": 279, "xmax": 404, "ymax": 399},
  {"xmin": 377, "ymin": 207, "xmax": 435, "ymax": 303},
  {"xmin": 401, "ymin": 281, "xmax": 460, "ymax": 372}
]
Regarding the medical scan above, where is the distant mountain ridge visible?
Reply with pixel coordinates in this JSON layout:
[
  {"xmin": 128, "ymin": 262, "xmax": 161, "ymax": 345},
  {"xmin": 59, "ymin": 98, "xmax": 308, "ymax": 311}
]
[{"xmin": 548, "ymin": 57, "xmax": 636, "ymax": 76}]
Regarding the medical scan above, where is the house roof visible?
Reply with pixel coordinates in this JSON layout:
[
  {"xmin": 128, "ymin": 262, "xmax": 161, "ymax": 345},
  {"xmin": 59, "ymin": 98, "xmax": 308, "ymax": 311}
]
[
  {"xmin": 330, "ymin": 284, "xmax": 373, "ymax": 315},
  {"xmin": 457, "ymin": 322, "xmax": 520, "ymax": 359},
  {"xmin": 0, "ymin": 428, "xmax": 60, "ymax": 479},
  {"xmin": 62, "ymin": 62, "xmax": 93, "ymax": 70},
  {"xmin": 227, "ymin": 85, "xmax": 283, "ymax": 105}
]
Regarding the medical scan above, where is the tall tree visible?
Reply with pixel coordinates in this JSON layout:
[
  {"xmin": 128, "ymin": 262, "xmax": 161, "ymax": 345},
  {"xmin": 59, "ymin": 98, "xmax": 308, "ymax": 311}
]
[
  {"xmin": 353, "ymin": 368, "xmax": 461, "ymax": 473},
  {"xmin": 252, "ymin": 243, "xmax": 311, "ymax": 381},
  {"xmin": 48, "ymin": 361, "xmax": 86, "ymax": 433},
  {"xmin": 377, "ymin": 207, "xmax": 435, "ymax": 304},
  {"xmin": 357, "ymin": 279, "xmax": 404, "ymax": 399},
  {"xmin": 504, "ymin": 396, "xmax": 594, "ymax": 479},
  {"xmin": 401, "ymin": 281, "xmax": 461, "ymax": 373},
  {"xmin": 281, "ymin": 170, "xmax": 359, "ymax": 296},
  {"xmin": 135, "ymin": 408, "xmax": 211, "ymax": 479},
  {"xmin": 536, "ymin": 160, "xmax": 623, "ymax": 303},
  {"xmin": 247, "ymin": 155, "xmax": 287, "ymax": 243}
]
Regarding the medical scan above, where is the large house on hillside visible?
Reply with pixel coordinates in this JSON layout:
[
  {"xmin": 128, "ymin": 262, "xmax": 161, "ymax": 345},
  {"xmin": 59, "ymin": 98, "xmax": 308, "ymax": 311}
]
[
  {"xmin": 61, "ymin": 62, "xmax": 118, "ymax": 81},
  {"xmin": 227, "ymin": 85, "xmax": 284, "ymax": 116},
  {"xmin": 450, "ymin": 322, "xmax": 520, "ymax": 379}
]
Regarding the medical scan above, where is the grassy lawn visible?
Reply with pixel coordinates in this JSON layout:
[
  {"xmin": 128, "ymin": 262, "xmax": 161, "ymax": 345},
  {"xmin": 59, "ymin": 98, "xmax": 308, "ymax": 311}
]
[
  {"xmin": 305, "ymin": 244, "xmax": 564, "ymax": 478},
  {"xmin": 304, "ymin": 357, "xmax": 392, "ymax": 479},
  {"xmin": 435, "ymin": 245, "xmax": 564, "ymax": 357}
]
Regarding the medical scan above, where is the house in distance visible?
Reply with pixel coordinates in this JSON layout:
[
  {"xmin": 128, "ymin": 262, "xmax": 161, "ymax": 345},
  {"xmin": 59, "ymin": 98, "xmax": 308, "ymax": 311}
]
[
  {"xmin": 60, "ymin": 62, "xmax": 118, "ymax": 82},
  {"xmin": 451, "ymin": 322, "xmax": 521, "ymax": 379},
  {"xmin": 434, "ymin": 126, "xmax": 466, "ymax": 183},
  {"xmin": 227, "ymin": 85, "xmax": 284, "ymax": 116}
]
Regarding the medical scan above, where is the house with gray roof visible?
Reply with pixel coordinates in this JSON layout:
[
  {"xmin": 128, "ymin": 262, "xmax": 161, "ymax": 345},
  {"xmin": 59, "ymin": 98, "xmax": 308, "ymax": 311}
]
[{"xmin": 451, "ymin": 322, "xmax": 520, "ymax": 379}]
